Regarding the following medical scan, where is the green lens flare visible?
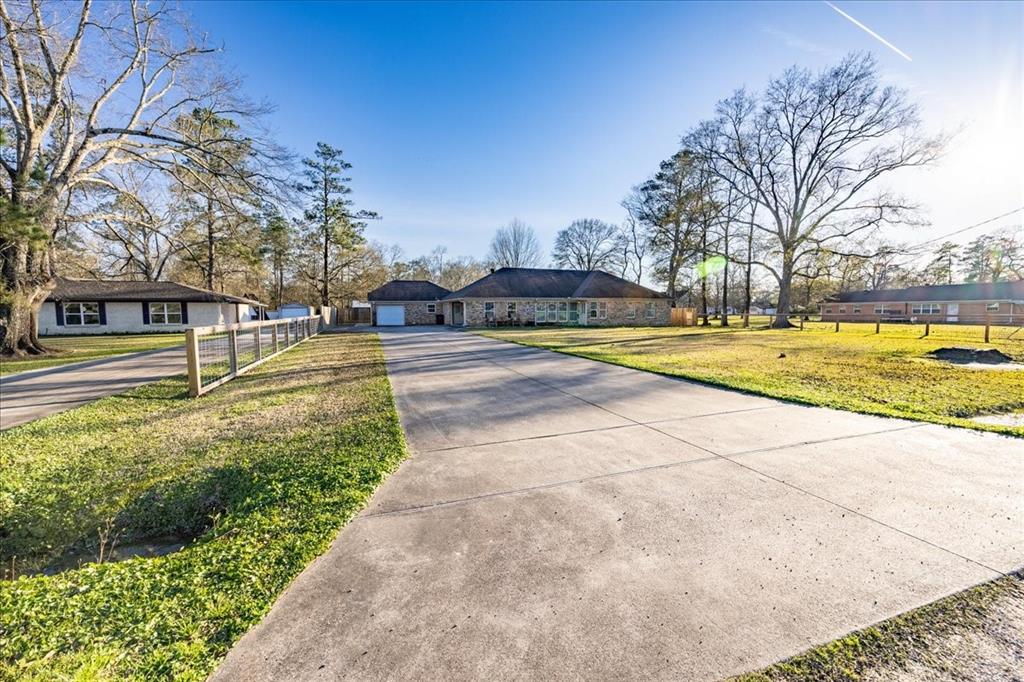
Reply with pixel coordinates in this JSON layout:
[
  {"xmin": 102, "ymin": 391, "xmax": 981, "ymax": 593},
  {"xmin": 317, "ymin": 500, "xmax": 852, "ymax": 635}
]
[{"xmin": 695, "ymin": 255, "xmax": 727, "ymax": 279}]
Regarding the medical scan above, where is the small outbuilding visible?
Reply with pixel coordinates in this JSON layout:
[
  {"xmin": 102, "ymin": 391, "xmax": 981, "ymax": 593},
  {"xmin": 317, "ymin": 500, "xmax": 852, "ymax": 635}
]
[
  {"xmin": 39, "ymin": 278, "xmax": 263, "ymax": 335},
  {"xmin": 367, "ymin": 280, "xmax": 452, "ymax": 326}
]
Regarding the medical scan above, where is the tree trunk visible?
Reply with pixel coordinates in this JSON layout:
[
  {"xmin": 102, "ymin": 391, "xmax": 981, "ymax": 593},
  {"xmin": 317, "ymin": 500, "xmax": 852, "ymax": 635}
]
[
  {"xmin": 699, "ymin": 230, "xmax": 709, "ymax": 326},
  {"xmin": 205, "ymin": 198, "xmax": 216, "ymax": 290},
  {"xmin": 743, "ymin": 220, "xmax": 753, "ymax": 328},
  {"xmin": 321, "ymin": 224, "xmax": 330, "ymax": 307},
  {"xmin": 772, "ymin": 249, "xmax": 795, "ymax": 328},
  {"xmin": 721, "ymin": 225, "xmax": 730, "ymax": 327},
  {"xmin": 1, "ymin": 208, "xmax": 57, "ymax": 356}
]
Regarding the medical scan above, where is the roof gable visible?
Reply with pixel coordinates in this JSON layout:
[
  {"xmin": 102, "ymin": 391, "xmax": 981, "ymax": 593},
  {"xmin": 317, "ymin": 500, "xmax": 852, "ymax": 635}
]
[
  {"xmin": 444, "ymin": 268, "xmax": 667, "ymax": 300},
  {"xmin": 46, "ymin": 278, "xmax": 261, "ymax": 305},
  {"xmin": 368, "ymin": 280, "xmax": 451, "ymax": 301}
]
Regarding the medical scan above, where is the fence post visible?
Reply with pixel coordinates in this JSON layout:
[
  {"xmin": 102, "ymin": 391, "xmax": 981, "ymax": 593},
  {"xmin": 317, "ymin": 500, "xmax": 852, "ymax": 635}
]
[
  {"xmin": 985, "ymin": 323, "xmax": 990, "ymax": 343},
  {"xmin": 834, "ymin": 320, "xmax": 839, "ymax": 332},
  {"xmin": 228, "ymin": 329, "xmax": 238, "ymax": 374},
  {"xmin": 875, "ymin": 320, "xmax": 880, "ymax": 334},
  {"xmin": 186, "ymin": 328, "xmax": 202, "ymax": 397},
  {"xmin": 799, "ymin": 317, "xmax": 804, "ymax": 331},
  {"xmin": 271, "ymin": 322, "xmax": 279, "ymax": 354},
  {"xmin": 254, "ymin": 325, "xmax": 262, "ymax": 362},
  {"xmin": 924, "ymin": 322, "xmax": 930, "ymax": 337}
]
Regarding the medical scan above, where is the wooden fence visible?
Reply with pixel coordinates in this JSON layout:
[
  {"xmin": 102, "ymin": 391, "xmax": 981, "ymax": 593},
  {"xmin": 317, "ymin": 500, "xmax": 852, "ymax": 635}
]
[
  {"xmin": 671, "ymin": 307, "xmax": 698, "ymax": 326},
  {"xmin": 185, "ymin": 315, "xmax": 325, "ymax": 397}
]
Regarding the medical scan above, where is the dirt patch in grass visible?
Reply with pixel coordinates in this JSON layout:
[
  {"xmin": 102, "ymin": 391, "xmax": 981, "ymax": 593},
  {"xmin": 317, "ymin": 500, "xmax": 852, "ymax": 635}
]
[
  {"xmin": 733, "ymin": 571, "xmax": 1024, "ymax": 682},
  {"xmin": 929, "ymin": 347, "xmax": 1021, "ymax": 368}
]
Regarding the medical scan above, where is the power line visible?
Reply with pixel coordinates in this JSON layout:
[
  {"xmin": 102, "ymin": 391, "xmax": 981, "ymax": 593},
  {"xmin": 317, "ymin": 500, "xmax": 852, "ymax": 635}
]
[{"xmin": 903, "ymin": 206, "xmax": 1023, "ymax": 254}]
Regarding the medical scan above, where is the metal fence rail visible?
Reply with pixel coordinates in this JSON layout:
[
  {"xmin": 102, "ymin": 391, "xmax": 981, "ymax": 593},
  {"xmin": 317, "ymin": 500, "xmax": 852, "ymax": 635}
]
[{"xmin": 186, "ymin": 315, "xmax": 324, "ymax": 396}]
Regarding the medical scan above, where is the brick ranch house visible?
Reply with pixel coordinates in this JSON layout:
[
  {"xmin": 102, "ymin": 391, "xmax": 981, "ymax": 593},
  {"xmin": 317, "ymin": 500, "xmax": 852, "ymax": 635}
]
[
  {"xmin": 820, "ymin": 280, "xmax": 1024, "ymax": 324},
  {"xmin": 368, "ymin": 267, "xmax": 671, "ymax": 327},
  {"xmin": 39, "ymin": 278, "xmax": 264, "ymax": 335}
]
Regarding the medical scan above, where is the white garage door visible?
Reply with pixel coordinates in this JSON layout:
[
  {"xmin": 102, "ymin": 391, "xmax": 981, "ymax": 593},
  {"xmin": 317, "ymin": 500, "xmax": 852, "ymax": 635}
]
[{"xmin": 376, "ymin": 305, "xmax": 405, "ymax": 326}]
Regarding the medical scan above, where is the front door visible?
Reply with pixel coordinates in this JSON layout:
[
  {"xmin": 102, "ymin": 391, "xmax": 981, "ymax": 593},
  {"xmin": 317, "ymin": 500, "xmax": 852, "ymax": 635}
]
[
  {"xmin": 946, "ymin": 303, "xmax": 958, "ymax": 322},
  {"xmin": 452, "ymin": 302, "xmax": 464, "ymax": 326}
]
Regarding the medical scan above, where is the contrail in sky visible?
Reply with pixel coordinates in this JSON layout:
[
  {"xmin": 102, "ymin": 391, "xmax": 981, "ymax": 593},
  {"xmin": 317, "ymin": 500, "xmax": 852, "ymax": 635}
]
[{"xmin": 824, "ymin": 1, "xmax": 913, "ymax": 62}]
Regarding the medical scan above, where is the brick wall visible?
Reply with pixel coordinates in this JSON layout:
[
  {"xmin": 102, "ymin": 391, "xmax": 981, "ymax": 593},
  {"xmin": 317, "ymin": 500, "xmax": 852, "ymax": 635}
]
[
  {"xmin": 820, "ymin": 300, "xmax": 1018, "ymax": 323},
  {"xmin": 372, "ymin": 301, "xmax": 442, "ymax": 325},
  {"xmin": 454, "ymin": 298, "xmax": 671, "ymax": 327}
]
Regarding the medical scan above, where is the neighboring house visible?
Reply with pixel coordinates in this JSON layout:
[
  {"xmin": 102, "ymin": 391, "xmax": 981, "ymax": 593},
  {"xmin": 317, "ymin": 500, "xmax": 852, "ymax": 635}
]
[
  {"xmin": 367, "ymin": 280, "xmax": 452, "ymax": 326},
  {"xmin": 820, "ymin": 280, "xmax": 1024, "ymax": 324},
  {"xmin": 369, "ymin": 268, "xmax": 671, "ymax": 327},
  {"xmin": 274, "ymin": 303, "xmax": 316, "ymax": 319},
  {"xmin": 39, "ymin": 278, "xmax": 264, "ymax": 335}
]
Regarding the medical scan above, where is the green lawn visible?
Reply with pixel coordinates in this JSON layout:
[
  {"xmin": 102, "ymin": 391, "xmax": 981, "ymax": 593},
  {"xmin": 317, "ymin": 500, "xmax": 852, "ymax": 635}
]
[
  {"xmin": 479, "ymin": 320, "xmax": 1024, "ymax": 437},
  {"xmin": 0, "ymin": 332, "xmax": 407, "ymax": 680},
  {"xmin": 0, "ymin": 334, "xmax": 186, "ymax": 376}
]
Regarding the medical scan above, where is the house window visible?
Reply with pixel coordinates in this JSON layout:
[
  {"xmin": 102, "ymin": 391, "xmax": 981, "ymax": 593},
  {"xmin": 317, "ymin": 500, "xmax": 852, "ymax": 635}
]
[
  {"xmin": 426, "ymin": 303, "xmax": 436, "ymax": 313},
  {"xmin": 569, "ymin": 301, "xmax": 579, "ymax": 323},
  {"xmin": 852, "ymin": 306, "xmax": 861, "ymax": 314},
  {"xmin": 826, "ymin": 306, "xmax": 833, "ymax": 314},
  {"xmin": 484, "ymin": 301, "xmax": 495, "ymax": 321},
  {"xmin": 535, "ymin": 304, "xmax": 546, "ymax": 323},
  {"xmin": 645, "ymin": 302, "xmax": 656, "ymax": 319},
  {"xmin": 873, "ymin": 305, "xmax": 893, "ymax": 315},
  {"xmin": 986, "ymin": 302, "xmax": 1000, "ymax": 312},
  {"xmin": 507, "ymin": 301, "xmax": 517, "ymax": 318},
  {"xmin": 911, "ymin": 303, "xmax": 941, "ymax": 315},
  {"xmin": 557, "ymin": 301, "xmax": 568, "ymax": 322},
  {"xmin": 65, "ymin": 302, "xmax": 101, "ymax": 326},
  {"xmin": 149, "ymin": 302, "xmax": 182, "ymax": 325},
  {"xmin": 626, "ymin": 303, "xmax": 637, "ymax": 319},
  {"xmin": 838, "ymin": 307, "xmax": 846, "ymax": 314},
  {"xmin": 588, "ymin": 301, "xmax": 607, "ymax": 319}
]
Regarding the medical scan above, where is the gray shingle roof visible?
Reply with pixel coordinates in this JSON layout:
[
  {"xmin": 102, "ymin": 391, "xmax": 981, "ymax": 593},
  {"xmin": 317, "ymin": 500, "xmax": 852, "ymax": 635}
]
[
  {"xmin": 832, "ymin": 280, "xmax": 1024, "ymax": 303},
  {"xmin": 367, "ymin": 280, "xmax": 451, "ymax": 301},
  {"xmin": 46, "ymin": 278, "xmax": 262, "ymax": 305},
  {"xmin": 443, "ymin": 268, "xmax": 667, "ymax": 300}
]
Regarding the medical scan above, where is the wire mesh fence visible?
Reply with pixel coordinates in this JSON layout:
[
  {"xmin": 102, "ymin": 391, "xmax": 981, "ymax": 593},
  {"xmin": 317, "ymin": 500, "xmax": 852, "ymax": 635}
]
[
  {"xmin": 186, "ymin": 315, "xmax": 324, "ymax": 396},
  {"xmin": 718, "ymin": 314, "xmax": 1023, "ymax": 345}
]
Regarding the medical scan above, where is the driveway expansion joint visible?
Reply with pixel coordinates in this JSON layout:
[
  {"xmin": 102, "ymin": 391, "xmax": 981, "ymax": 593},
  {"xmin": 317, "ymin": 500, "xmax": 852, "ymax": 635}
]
[{"xmin": 470, "ymin": 335, "xmax": 1009, "ymax": 578}]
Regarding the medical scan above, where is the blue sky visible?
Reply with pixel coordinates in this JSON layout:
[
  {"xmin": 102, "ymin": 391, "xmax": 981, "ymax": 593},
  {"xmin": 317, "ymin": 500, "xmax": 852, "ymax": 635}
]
[{"xmin": 186, "ymin": 1, "xmax": 1023, "ymax": 261}]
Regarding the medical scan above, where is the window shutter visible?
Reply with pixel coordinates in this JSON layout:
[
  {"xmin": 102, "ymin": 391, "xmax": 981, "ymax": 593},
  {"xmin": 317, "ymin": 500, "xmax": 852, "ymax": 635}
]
[
  {"xmin": 180, "ymin": 302, "xmax": 189, "ymax": 324},
  {"xmin": 55, "ymin": 301, "xmax": 65, "ymax": 326},
  {"xmin": 98, "ymin": 302, "xmax": 107, "ymax": 325},
  {"xmin": 142, "ymin": 301, "xmax": 150, "ymax": 325}
]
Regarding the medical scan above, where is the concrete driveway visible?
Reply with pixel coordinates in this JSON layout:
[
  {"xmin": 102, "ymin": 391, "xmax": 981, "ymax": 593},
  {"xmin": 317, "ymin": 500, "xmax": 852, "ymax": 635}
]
[
  {"xmin": 214, "ymin": 328, "xmax": 1023, "ymax": 681},
  {"xmin": 0, "ymin": 346, "xmax": 185, "ymax": 430}
]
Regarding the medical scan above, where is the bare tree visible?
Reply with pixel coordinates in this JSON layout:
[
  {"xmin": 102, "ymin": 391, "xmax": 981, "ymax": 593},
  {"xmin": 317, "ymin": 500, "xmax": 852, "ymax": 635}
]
[
  {"xmin": 690, "ymin": 53, "xmax": 945, "ymax": 328},
  {"xmin": 617, "ymin": 211, "xmax": 647, "ymax": 283},
  {"xmin": 77, "ymin": 167, "xmax": 180, "ymax": 281},
  {"xmin": 551, "ymin": 218, "xmax": 620, "ymax": 271},
  {"xmin": 486, "ymin": 219, "xmax": 542, "ymax": 269},
  {"xmin": 0, "ymin": 0, "xmax": 285, "ymax": 354}
]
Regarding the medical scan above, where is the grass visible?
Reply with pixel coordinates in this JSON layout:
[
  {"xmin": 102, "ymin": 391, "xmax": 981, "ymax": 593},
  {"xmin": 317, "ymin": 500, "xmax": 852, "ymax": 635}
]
[
  {"xmin": 732, "ymin": 570, "xmax": 1023, "ymax": 682},
  {"xmin": 0, "ymin": 334, "xmax": 186, "ymax": 376},
  {"xmin": 0, "ymin": 332, "xmax": 407, "ymax": 680},
  {"xmin": 478, "ymin": 319, "xmax": 1024, "ymax": 437}
]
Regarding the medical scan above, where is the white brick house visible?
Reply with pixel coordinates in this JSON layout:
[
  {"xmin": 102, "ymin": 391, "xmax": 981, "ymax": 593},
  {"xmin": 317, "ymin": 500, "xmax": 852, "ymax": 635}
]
[{"xmin": 39, "ymin": 278, "xmax": 264, "ymax": 335}]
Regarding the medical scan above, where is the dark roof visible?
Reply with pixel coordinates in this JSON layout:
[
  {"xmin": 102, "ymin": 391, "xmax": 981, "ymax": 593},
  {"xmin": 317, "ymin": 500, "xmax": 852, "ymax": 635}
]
[
  {"xmin": 831, "ymin": 280, "xmax": 1024, "ymax": 303},
  {"xmin": 46, "ymin": 278, "xmax": 261, "ymax": 305},
  {"xmin": 443, "ymin": 268, "xmax": 667, "ymax": 300},
  {"xmin": 368, "ymin": 280, "xmax": 451, "ymax": 301}
]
